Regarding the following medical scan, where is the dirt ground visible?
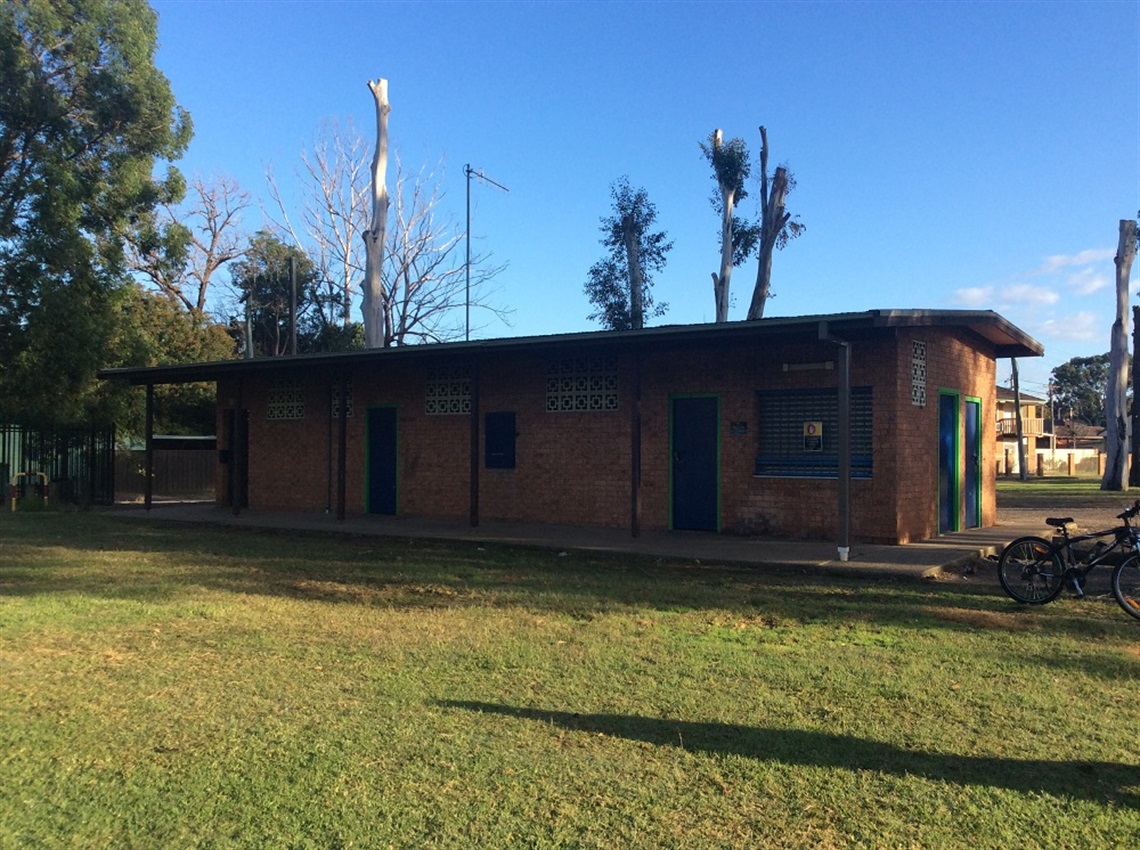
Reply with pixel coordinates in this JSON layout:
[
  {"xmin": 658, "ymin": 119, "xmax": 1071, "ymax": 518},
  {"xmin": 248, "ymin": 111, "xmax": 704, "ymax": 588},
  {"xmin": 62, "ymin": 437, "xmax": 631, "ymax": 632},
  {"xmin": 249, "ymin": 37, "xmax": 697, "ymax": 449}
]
[
  {"xmin": 972, "ymin": 490, "xmax": 1140, "ymax": 599},
  {"xmin": 997, "ymin": 494, "xmax": 1140, "ymax": 536}
]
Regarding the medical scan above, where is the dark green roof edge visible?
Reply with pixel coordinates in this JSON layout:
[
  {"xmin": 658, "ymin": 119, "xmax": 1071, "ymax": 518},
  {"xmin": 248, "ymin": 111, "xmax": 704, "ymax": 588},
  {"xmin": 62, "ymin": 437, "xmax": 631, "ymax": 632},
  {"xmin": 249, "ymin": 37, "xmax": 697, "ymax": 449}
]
[{"xmin": 98, "ymin": 309, "xmax": 1043, "ymax": 386}]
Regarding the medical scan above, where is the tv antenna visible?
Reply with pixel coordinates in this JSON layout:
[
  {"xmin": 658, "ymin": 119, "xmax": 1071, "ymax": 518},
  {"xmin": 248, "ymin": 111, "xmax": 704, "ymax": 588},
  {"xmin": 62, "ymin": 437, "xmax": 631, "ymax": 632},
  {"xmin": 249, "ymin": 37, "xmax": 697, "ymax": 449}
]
[{"xmin": 465, "ymin": 164, "xmax": 509, "ymax": 341}]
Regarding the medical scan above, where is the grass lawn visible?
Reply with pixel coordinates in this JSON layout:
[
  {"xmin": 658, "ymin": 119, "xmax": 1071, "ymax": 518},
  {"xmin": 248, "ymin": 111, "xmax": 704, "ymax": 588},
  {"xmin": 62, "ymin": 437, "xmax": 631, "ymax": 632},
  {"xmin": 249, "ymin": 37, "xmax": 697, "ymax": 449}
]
[
  {"xmin": 2, "ymin": 511, "xmax": 1139, "ymax": 849},
  {"xmin": 996, "ymin": 476, "xmax": 1133, "ymax": 508}
]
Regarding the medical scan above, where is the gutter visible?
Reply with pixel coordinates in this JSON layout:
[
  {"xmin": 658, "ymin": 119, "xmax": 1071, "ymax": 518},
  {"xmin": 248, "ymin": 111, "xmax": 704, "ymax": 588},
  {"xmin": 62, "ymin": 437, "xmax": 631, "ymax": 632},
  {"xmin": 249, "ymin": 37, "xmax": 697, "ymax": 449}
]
[{"xmin": 818, "ymin": 322, "xmax": 851, "ymax": 561}]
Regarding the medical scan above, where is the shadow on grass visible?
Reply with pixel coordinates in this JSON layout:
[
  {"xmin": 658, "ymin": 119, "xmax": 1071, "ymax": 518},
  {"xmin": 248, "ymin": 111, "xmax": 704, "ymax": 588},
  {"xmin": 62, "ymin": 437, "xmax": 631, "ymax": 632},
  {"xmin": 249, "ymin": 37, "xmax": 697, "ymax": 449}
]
[
  {"xmin": 4, "ymin": 514, "xmax": 1138, "ymax": 656},
  {"xmin": 439, "ymin": 700, "xmax": 1140, "ymax": 808}
]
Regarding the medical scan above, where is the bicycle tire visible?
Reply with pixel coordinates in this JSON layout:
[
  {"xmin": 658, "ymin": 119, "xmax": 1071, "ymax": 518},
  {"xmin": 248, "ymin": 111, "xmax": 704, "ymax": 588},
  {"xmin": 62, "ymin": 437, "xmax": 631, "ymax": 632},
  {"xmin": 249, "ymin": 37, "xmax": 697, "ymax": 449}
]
[
  {"xmin": 1110, "ymin": 554, "xmax": 1140, "ymax": 622},
  {"xmin": 998, "ymin": 536, "xmax": 1065, "ymax": 604}
]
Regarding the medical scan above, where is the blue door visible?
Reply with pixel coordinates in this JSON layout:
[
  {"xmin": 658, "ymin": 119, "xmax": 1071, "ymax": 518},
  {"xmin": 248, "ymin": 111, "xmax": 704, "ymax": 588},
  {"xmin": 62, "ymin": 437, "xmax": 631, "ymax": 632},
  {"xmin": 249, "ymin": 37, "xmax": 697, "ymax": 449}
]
[
  {"xmin": 964, "ymin": 399, "xmax": 981, "ymax": 528},
  {"xmin": 671, "ymin": 397, "xmax": 718, "ymax": 531},
  {"xmin": 938, "ymin": 393, "xmax": 959, "ymax": 533},
  {"xmin": 367, "ymin": 407, "xmax": 398, "ymax": 515}
]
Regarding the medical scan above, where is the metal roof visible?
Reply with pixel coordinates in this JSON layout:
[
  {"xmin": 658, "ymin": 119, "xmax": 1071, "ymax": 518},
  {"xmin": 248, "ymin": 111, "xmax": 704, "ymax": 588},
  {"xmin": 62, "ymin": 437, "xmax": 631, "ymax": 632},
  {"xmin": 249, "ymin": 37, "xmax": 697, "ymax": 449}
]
[{"xmin": 98, "ymin": 309, "xmax": 1043, "ymax": 386}]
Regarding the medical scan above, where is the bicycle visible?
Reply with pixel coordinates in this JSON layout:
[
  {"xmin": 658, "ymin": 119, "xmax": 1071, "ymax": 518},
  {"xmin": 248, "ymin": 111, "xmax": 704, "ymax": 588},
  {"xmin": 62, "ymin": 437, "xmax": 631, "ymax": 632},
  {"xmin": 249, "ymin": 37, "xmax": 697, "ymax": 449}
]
[{"xmin": 998, "ymin": 501, "xmax": 1140, "ymax": 609}]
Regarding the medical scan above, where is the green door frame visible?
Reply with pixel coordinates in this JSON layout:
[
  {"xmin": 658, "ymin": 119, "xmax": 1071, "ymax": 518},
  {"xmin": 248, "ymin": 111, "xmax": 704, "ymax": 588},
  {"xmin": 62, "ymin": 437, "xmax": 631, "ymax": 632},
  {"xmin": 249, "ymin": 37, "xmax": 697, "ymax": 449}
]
[{"xmin": 964, "ymin": 396, "xmax": 983, "ymax": 529}]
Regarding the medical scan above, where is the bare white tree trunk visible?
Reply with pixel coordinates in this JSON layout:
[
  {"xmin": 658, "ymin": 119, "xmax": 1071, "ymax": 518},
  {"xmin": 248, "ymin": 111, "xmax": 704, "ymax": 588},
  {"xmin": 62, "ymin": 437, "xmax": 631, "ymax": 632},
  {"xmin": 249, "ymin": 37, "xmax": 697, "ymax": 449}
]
[
  {"xmin": 747, "ymin": 126, "xmax": 790, "ymax": 320},
  {"xmin": 710, "ymin": 129, "xmax": 734, "ymax": 323},
  {"xmin": 362, "ymin": 78, "xmax": 391, "ymax": 348},
  {"xmin": 1102, "ymin": 219, "xmax": 1137, "ymax": 490}
]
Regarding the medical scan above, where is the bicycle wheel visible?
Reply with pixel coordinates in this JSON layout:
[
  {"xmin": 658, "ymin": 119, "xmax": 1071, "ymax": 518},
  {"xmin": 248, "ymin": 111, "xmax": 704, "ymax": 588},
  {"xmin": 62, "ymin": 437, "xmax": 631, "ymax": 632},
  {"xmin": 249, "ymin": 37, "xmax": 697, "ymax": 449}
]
[
  {"xmin": 998, "ymin": 536, "xmax": 1065, "ymax": 604},
  {"xmin": 1111, "ymin": 555, "xmax": 1140, "ymax": 622}
]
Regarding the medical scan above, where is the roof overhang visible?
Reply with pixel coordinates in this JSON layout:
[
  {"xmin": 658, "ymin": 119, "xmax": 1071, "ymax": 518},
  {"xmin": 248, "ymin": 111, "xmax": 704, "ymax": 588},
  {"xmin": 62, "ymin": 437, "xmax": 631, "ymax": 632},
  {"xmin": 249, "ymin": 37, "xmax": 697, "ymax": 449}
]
[{"xmin": 97, "ymin": 309, "xmax": 1044, "ymax": 387}]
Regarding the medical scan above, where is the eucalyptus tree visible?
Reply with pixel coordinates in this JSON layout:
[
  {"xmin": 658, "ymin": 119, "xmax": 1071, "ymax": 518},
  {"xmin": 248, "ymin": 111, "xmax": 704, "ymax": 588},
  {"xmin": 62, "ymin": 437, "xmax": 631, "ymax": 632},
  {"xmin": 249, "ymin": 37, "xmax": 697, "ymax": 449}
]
[
  {"xmin": 1051, "ymin": 354, "xmax": 1112, "ymax": 427},
  {"xmin": 747, "ymin": 126, "xmax": 805, "ymax": 320},
  {"xmin": 699, "ymin": 127, "xmax": 804, "ymax": 322},
  {"xmin": 700, "ymin": 130, "xmax": 758, "ymax": 322},
  {"xmin": 228, "ymin": 233, "xmax": 321, "ymax": 358},
  {"xmin": 583, "ymin": 177, "xmax": 672, "ymax": 331},
  {"xmin": 0, "ymin": 0, "xmax": 191, "ymax": 424}
]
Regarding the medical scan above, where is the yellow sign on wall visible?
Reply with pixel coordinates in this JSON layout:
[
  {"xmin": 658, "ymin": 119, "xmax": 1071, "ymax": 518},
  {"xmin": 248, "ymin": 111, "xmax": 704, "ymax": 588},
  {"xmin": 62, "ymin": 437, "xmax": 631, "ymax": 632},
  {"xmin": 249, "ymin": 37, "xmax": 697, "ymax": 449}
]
[{"xmin": 803, "ymin": 421, "xmax": 823, "ymax": 452}]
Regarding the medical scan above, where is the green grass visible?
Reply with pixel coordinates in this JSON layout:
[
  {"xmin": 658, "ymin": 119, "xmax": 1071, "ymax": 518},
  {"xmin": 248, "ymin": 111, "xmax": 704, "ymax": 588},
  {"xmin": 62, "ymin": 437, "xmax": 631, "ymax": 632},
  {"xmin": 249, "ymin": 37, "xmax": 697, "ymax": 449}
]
[
  {"xmin": 2, "ymin": 512, "xmax": 1139, "ymax": 849},
  {"xmin": 996, "ymin": 476, "xmax": 1135, "ymax": 507}
]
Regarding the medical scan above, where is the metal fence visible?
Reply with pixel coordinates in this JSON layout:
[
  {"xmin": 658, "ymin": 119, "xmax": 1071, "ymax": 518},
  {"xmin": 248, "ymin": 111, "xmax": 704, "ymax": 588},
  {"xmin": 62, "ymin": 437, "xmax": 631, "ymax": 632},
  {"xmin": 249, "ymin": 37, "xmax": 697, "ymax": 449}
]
[
  {"xmin": 114, "ymin": 445, "xmax": 215, "ymax": 502},
  {"xmin": 1, "ymin": 423, "xmax": 116, "ymax": 505}
]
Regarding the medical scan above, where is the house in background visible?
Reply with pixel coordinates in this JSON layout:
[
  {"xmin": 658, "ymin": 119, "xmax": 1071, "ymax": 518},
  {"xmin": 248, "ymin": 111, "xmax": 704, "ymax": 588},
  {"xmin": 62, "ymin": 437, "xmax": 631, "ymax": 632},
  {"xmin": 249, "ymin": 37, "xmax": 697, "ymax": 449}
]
[
  {"xmin": 995, "ymin": 386, "xmax": 1109, "ymax": 476},
  {"xmin": 995, "ymin": 386, "xmax": 1048, "ymax": 474},
  {"xmin": 101, "ymin": 310, "xmax": 1043, "ymax": 545}
]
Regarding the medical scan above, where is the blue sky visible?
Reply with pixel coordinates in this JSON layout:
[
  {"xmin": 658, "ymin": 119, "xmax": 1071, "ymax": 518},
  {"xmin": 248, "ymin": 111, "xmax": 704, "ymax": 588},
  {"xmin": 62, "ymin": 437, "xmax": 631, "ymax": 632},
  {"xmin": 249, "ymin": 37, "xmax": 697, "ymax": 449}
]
[{"xmin": 150, "ymin": 0, "xmax": 1139, "ymax": 394}]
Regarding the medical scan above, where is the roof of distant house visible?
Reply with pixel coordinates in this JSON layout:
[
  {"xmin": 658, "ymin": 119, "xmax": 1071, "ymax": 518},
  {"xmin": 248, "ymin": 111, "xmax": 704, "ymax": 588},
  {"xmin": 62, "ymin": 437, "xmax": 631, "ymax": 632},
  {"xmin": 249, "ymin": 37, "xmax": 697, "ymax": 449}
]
[{"xmin": 997, "ymin": 385, "xmax": 1046, "ymax": 404}]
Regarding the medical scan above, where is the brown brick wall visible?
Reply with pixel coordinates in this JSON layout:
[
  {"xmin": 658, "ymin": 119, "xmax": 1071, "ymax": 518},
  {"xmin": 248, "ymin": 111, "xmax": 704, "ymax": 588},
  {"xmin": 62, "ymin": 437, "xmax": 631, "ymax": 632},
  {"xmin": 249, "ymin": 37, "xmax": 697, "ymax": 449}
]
[
  {"xmin": 213, "ymin": 327, "xmax": 1000, "ymax": 544},
  {"xmin": 477, "ymin": 356, "xmax": 631, "ymax": 527},
  {"xmin": 885, "ymin": 331, "xmax": 997, "ymax": 542}
]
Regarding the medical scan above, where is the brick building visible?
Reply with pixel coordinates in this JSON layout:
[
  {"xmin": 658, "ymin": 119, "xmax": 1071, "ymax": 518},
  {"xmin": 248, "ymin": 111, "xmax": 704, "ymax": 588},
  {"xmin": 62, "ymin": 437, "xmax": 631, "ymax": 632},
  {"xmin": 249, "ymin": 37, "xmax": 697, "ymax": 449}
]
[{"xmin": 101, "ymin": 310, "xmax": 1042, "ymax": 545}]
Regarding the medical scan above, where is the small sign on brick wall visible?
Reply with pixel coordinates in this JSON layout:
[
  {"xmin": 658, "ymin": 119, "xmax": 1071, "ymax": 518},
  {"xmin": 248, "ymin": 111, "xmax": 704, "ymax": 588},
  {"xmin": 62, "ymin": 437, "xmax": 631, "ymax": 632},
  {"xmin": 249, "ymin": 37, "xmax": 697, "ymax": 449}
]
[{"xmin": 803, "ymin": 421, "xmax": 823, "ymax": 452}]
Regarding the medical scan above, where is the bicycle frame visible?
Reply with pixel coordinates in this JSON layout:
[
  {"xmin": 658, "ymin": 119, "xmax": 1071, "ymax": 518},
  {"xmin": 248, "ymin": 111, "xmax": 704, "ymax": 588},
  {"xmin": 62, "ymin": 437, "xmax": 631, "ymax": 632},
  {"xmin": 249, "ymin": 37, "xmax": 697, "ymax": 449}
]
[
  {"xmin": 1058, "ymin": 524, "xmax": 1135, "ymax": 562},
  {"xmin": 999, "ymin": 501, "xmax": 1140, "ymax": 612},
  {"xmin": 1043, "ymin": 505, "xmax": 1140, "ymax": 592}
]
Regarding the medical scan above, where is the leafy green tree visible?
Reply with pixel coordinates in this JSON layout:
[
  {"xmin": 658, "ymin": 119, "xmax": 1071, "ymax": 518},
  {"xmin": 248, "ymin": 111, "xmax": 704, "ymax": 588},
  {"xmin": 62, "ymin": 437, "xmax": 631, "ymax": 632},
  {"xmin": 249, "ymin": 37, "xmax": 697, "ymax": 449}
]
[
  {"xmin": 1049, "ymin": 353, "xmax": 1130, "ymax": 428},
  {"xmin": 0, "ymin": 0, "xmax": 191, "ymax": 425},
  {"xmin": 229, "ymin": 232, "xmax": 353, "ymax": 357},
  {"xmin": 107, "ymin": 286, "xmax": 236, "ymax": 436},
  {"xmin": 584, "ymin": 178, "xmax": 671, "ymax": 331}
]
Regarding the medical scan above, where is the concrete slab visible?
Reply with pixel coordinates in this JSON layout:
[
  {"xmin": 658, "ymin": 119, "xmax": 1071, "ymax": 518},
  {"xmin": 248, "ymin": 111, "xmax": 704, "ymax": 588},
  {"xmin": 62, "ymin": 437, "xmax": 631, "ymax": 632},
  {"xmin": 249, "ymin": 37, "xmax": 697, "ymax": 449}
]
[{"xmin": 101, "ymin": 502, "xmax": 1052, "ymax": 581}]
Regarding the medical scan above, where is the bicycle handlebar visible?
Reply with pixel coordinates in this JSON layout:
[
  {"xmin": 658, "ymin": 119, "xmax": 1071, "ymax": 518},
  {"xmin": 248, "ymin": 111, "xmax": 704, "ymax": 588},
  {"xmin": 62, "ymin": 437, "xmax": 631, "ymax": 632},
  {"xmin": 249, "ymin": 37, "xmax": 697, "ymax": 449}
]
[{"xmin": 1117, "ymin": 500, "xmax": 1140, "ymax": 521}]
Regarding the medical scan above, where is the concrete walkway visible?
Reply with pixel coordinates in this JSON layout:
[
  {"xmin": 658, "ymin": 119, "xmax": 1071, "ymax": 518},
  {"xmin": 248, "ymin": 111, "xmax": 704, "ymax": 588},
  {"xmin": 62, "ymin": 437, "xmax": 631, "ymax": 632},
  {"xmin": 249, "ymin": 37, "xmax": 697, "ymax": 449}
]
[{"xmin": 104, "ymin": 502, "xmax": 1052, "ymax": 581}]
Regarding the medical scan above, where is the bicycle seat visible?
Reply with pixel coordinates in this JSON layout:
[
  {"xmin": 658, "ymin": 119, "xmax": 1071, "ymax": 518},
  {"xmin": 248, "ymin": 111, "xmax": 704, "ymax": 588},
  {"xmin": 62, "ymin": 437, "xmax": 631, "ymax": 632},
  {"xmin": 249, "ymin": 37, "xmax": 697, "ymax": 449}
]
[{"xmin": 1045, "ymin": 517, "xmax": 1075, "ymax": 527}]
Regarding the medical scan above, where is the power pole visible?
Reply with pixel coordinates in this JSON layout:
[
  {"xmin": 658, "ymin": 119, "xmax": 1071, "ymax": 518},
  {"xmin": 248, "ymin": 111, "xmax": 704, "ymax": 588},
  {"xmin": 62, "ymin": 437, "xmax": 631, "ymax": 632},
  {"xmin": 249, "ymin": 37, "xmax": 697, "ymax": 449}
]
[
  {"xmin": 1012, "ymin": 358, "xmax": 1027, "ymax": 482},
  {"xmin": 288, "ymin": 256, "xmax": 297, "ymax": 356},
  {"xmin": 1048, "ymin": 381, "xmax": 1057, "ymax": 472}
]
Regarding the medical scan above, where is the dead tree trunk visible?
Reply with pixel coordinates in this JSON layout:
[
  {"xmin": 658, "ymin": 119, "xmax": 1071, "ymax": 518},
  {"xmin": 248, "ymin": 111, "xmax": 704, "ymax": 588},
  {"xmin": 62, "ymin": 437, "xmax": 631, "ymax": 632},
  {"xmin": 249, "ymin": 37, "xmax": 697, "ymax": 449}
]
[
  {"xmin": 362, "ymin": 78, "xmax": 391, "ymax": 348},
  {"xmin": 1102, "ymin": 219, "xmax": 1137, "ymax": 490},
  {"xmin": 747, "ymin": 126, "xmax": 790, "ymax": 320},
  {"xmin": 710, "ymin": 129, "xmax": 734, "ymax": 323}
]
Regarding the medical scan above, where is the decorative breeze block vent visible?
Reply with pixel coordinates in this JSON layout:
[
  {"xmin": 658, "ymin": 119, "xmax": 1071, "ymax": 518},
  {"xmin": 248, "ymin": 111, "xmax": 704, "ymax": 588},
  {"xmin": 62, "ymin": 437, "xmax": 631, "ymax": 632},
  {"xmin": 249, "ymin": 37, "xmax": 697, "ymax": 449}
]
[
  {"xmin": 267, "ymin": 376, "xmax": 305, "ymax": 421},
  {"xmin": 426, "ymin": 365, "xmax": 472, "ymax": 415},
  {"xmin": 911, "ymin": 341, "xmax": 927, "ymax": 408},
  {"xmin": 331, "ymin": 375, "xmax": 354, "ymax": 418},
  {"xmin": 545, "ymin": 356, "xmax": 619, "ymax": 412}
]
